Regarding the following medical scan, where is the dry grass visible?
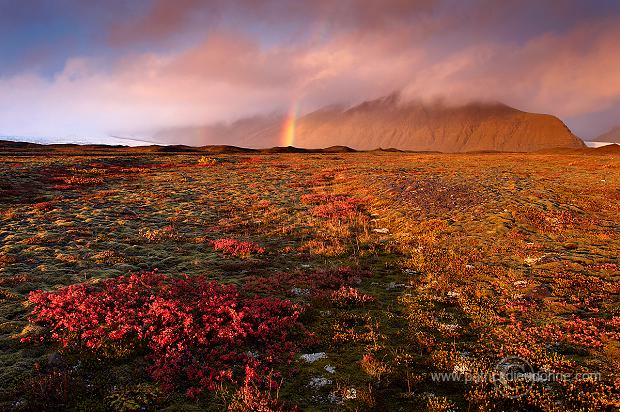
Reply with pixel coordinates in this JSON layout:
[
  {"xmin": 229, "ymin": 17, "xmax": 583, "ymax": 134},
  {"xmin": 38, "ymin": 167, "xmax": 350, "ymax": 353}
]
[{"xmin": 0, "ymin": 151, "xmax": 618, "ymax": 411}]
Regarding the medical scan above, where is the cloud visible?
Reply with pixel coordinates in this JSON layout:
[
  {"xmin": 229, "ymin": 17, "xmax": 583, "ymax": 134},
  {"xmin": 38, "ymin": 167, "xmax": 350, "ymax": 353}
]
[
  {"xmin": 1, "ymin": 1, "xmax": 620, "ymax": 140},
  {"xmin": 107, "ymin": 0, "xmax": 215, "ymax": 46},
  {"xmin": 0, "ymin": 28, "xmax": 426, "ymax": 138},
  {"xmin": 105, "ymin": 0, "xmax": 438, "ymax": 46},
  {"xmin": 402, "ymin": 20, "xmax": 620, "ymax": 117}
]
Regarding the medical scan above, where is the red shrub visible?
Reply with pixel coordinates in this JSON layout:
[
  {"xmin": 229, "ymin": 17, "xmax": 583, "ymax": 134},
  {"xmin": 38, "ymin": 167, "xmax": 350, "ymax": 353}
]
[
  {"xmin": 300, "ymin": 193, "xmax": 343, "ymax": 205},
  {"xmin": 62, "ymin": 176, "xmax": 104, "ymax": 186},
  {"xmin": 227, "ymin": 366, "xmax": 293, "ymax": 411},
  {"xmin": 359, "ymin": 353, "xmax": 390, "ymax": 379},
  {"xmin": 52, "ymin": 184, "xmax": 74, "ymax": 190},
  {"xmin": 140, "ymin": 225, "xmax": 181, "ymax": 242},
  {"xmin": 330, "ymin": 286, "xmax": 374, "ymax": 308},
  {"xmin": 0, "ymin": 274, "xmax": 31, "ymax": 286},
  {"xmin": 0, "ymin": 189, "xmax": 22, "ymax": 196},
  {"xmin": 311, "ymin": 201, "xmax": 360, "ymax": 220},
  {"xmin": 301, "ymin": 193, "xmax": 366, "ymax": 220},
  {"xmin": 32, "ymin": 201, "xmax": 54, "ymax": 211},
  {"xmin": 243, "ymin": 267, "xmax": 370, "ymax": 298},
  {"xmin": 211, "ymin": 238, "xmax": 265, "ymax": 257},
  {"xmin": 542, "ymin": 316, "xmax": 620, "ymax": 348},
  {"xmin": 27, "ymin": 272, "xmax": 308, "ymax": 397}
]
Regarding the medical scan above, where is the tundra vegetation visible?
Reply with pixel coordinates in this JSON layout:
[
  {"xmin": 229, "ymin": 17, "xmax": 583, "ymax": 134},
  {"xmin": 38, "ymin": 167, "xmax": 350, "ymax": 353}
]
[{"xmin": 0, "ymin": 152, "xmax": 618, "ymax": 411}]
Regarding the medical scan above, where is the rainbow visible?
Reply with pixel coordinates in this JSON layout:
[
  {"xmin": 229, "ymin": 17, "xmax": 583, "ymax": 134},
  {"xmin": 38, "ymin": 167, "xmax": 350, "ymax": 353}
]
[{"xmin": 281, "ymin": 101, "xmax": 298, "ymax": 147}]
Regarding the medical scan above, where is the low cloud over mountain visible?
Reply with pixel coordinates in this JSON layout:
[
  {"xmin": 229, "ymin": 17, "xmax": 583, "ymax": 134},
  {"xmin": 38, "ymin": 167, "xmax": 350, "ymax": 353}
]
[{"xmin": 155, "ymin": 94, "xmax": 585, "ymax": 152}]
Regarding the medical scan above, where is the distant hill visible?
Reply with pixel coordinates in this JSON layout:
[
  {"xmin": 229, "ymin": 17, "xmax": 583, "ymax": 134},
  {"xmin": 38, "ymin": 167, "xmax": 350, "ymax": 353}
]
[
  {"xmin": 535, "ymin": 143, "xmax": 619, "ymax": 155},
  {"xmin": 0, "ymin": 139, "xmax": 356, "ymax": 155},
  {"xmin": 593, "ymin": 143, "xmax": 620, "ymax": 154},
  {"xmin": 591, "ymin": 126, "xmax": 620, "ymax": 144},
  {"xmin": 2, "ymin": 138, "xmax": 615, "ymax": 157},
  {"xmin": 155, "ymin": 94, "xmax": 585, "ymax": 152}
]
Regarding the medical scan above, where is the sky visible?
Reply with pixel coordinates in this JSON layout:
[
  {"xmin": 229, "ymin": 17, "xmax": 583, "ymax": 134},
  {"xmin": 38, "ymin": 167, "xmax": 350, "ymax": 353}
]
[{"xmin": 1, "ymin": 0, "xmax": 619, "ymax": 143}]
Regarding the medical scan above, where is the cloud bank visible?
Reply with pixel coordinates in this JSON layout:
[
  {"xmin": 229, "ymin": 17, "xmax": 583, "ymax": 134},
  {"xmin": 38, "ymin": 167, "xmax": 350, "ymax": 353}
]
[{"xmin": 0, "ymin": 0, "xmax": 619, "ymax": 140}]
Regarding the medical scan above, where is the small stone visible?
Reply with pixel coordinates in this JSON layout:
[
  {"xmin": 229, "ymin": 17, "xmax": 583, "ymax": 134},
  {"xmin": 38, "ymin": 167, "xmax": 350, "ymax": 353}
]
[
  {"xmin": 309, "ymin": 376, "xmax": 332, "ymax": 388},
  {"xmin": 453, "ymin": 361, "xmax": 470, "ymax": 374},
  {"xmin": 300, "ymin": 352, "xmax": 327, "ymax": 363},
  {"xmin": 324, "ymin": 365, "xmax": 336, "ymax": 374},
  {"xmin": 328, "ymin": 393, "xmax": 343, "ymax": 404},
  {"xmin": 386, "ymin": 282, "xmax": 405, "ymax": 290},
  {"xmin": 440, "ymin": 323, "xmax": 460, "ymax": 332},
  {"xmin": 343, "ymin": 388, "xmax": 357, "ymax": 400},
  {"xmin": 290, "ymin": 287, "xmax": 310, "ymax": 296},
  {"xmin": 524, "ymin": 256, "xmax": 541, "ymax": 265}
]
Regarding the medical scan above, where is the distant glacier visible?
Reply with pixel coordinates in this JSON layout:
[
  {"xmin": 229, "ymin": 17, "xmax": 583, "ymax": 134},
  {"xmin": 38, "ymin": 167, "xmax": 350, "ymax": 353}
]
[{"xmin": 0, "ymin": 135, "xmax": 160, "ymax": 147}]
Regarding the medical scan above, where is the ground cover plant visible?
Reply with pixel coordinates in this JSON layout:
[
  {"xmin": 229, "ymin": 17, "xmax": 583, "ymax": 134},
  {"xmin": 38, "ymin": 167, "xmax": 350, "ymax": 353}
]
[
  {"xmin": 27, "ymin": 272, "xmax": 307, "ymax": 400},
  {"xmin": 0, "ymin": 151, "xmax": 618, "ymax": 410}
]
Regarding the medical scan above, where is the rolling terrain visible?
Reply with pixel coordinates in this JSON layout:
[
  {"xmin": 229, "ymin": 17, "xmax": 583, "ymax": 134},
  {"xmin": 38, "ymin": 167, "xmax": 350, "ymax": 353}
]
[{"xmin": 0, "ymin": 147, "xmax": 618, "ymax": 411}]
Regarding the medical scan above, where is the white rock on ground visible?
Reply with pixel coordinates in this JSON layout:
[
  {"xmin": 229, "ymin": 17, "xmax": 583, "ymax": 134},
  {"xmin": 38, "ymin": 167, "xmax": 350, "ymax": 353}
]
[
  {"xmin": 343, "ymin": 388, "xmax": 357, "ymax": 400},
  {"xmin": 308, "ymin": 377, "xmax": 332, "ymax": 388},
  {"xmin": 290, "ymin": 287, "xmax": 310, "ymax": 296},
  {"xmin": 513, "ymin": 280, "xmax": 528, "ymax": 288},
  {"xmin": 300, "ymin": 352, "xmax": 327, "ymax": 363},
  {"xmin": 386, "ymin": 282, "xmax": 405, "ymax": 290},
  {"xmin": 524, "ymin": 256, "xmax": 543, "ymax": 265}
]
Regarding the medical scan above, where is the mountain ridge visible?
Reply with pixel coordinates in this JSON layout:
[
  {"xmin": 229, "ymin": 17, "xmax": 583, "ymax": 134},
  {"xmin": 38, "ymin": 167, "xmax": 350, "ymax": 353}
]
[
  {"xmin": 591, "ymin": 126, "xmax": 620, "ymax": 143},
  {"xmin": 155, "ymin": 95, "xmax": 585, "ymax": 152}
]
